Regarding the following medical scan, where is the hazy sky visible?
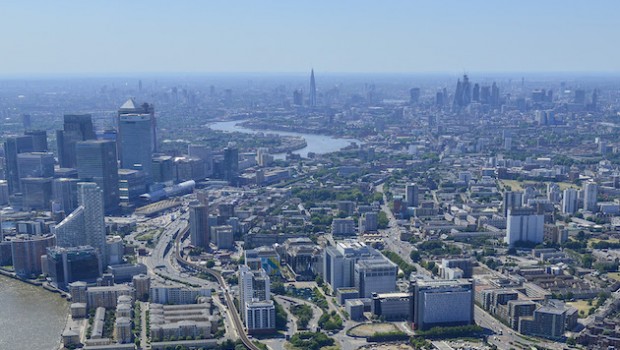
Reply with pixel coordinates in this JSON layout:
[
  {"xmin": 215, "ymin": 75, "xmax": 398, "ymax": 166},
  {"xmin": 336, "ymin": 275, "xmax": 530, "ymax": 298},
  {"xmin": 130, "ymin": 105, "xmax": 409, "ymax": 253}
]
[{"xmin": 1, "ymin": 1, "xmax": 619, "ymax": 76}]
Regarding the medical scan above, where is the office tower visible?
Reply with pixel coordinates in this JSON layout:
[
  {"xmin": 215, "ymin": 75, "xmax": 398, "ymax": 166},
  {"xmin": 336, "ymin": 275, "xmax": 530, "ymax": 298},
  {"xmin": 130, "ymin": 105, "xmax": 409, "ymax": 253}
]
[
  {"xmin": 55, "ymin": 183, "xmax": 107, "ymax": 263},
  {"xmin": 574, "ymin": 89, "xmax": 586, "ymax": 104},
  {"xmin": 491, "ymin": 82, "xmax": 500, "ymax": 106},
  {"xmin": 152, "ymin": 156, "xmax": 174, "ymax": 183},
  {"xmin": 435, "ymin": 91, "xmax": 444, "ymax": 106},
  {"xmin": 117, "ymin": 107, "xmax": 154, "ymax": 181},
  {"xmin": 502, "ymin": 191, "xmax": 523, "ymax": 217},
  {"xmin": 76, "ymin": 140, "xmax": 119, "ymax": 213},
  {"xmin": 409, "ymin": 88, "xmax": 420, "ymax": 104},
  {"xmin": 405, "ymin": 183, "xmax": 419, "ymax": 207},
  {"xmin": 3, "ymin": 135, "xmax": 34, "ymax": 194},
  {"xmin": 188, "ymin": 144, "xmax": 213, "ymax": 176},
  {"xmin": 24, "ymin": 130, "xmax": 48, "ymax": 151},
  {"xmin": 480, "ymin": 85, "xmax": 491, "ymax": 104},
  {"xmin": 46, "ymin": 246, "xmax": 103, "ymax": 289},
  {"xmin": 11, "ymin": 234, "xmax": 56, "ymax": 277},
  {"xmin": 583, "ymin": 182, "xmax": 598, "ymax": 212},
  {"xmin": 53, "ymin": 178, "xmax": 79, "ymax": 214},
  {"xmin": 57, "ymin": 114, "xmax": 96, "ymax": 168},
  {"xmin": 17, "ymin": 152, "xmax": 54, "ymax": 180},
  {"xmin": 309, "ymin": 69, "xmax": 317, "ymax": 108},
  {"xmin": 223, "ymin": 145, "xmax": 239, "ymax": 184},
  {"xmin": 189, "ymin": 202, "xmax": 209, "ymax": 249},
  {"xmin": 453, "ymin": 74, "xmax": 471, "ymax": 109},
  {"xmin": 118, "ymin": 169, "xmax": 147, "ymax": 206},
  {"xmin": 472, "ymin": 83, "xmax": 480, "ymax": 102},
  {"xmin": 22, "ymin": 114, "xmax": 32, "ymax": 130},
  {"xmin": 354, "ymin": 258, "xmax": 398, "ymax": 298},
  {"xmin": 562, "ymin": 189, "xmax": 578, "ymax": 215},
  {"xmin": 411, "ymin": 279, "xmax": 474, "ymax": 330},
  {"xmin": 293, "ymin": 89, "xmax": 303, "ymax": 106},
  {"xmin": 21, "ymin": 177, "xmax": 53, "ymax": 210},
  {"xmin": 505, "ymin": 208, "xmax": 544, "ymax": 246},
  {"xmin": 118, "ymin": 98, "xmax": 157, "ymax": 153}
]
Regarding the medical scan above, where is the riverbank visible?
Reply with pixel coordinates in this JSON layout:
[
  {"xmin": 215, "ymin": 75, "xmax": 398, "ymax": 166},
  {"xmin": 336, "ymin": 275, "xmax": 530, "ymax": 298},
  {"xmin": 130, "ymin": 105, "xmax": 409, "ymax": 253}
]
[
  {"xmin": 0, "ymin": 274, "xmax": 69, "ymax": 350},
  {"xmin": 0, "ymin": 267, "xmax": 71, "ymax": 298}
]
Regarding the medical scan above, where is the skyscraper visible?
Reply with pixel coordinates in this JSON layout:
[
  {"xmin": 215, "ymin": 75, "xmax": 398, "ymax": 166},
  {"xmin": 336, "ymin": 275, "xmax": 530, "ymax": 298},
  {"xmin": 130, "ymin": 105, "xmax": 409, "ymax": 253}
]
[
  {"xmin": 117, "ymin": 99, "xmax": 157, "ymax": 153},
  {"xmin": 505, "ymin": 208, "xmax": 544, "ymax": 246},
  {"xmin": 409, "ymin": 88, "xmax": 420, "ymax": 104},
  {"xmin": 3, "ymin": 135, "xmax": 34, "ymax": 194},
  {"xmin": 562, "ymin": 188, "xmax": 578, "ymax": 215},
  {"xmin": 54, "ymin": 183, "xmax": 107, "ymax": 264},
  {"xmin": 309, "ymin": 69, "xmax": 317, "ymax": 108},
  {"xmin": 502, "ymin": 191, "xmax": 523, "ymax": 217},
  {"xmin": 76, "ymin": 140, "xmax": 119, "ymax": 213},
  {"xmin": 24, "ymin": 130, "xmax": 48, "ymax": 152},
  {"xmin": 189, "ymin": 202, "xmax": 209, "ymax": 249},
  {"xmin": 223, "ymin": 145, "xmax": 239, "ymax": 184},
  {"xmin": 405, "ymin": 183, "xmax": 419, "ymax": 208},
  {"xmin": 117, "ymin": 111, "xmax": 154, "ymax": 182},
  {"xmin": 57, "ymin": 114, "xmax": 96, "ymax": 168},
  {"xmin": 583, "ymin": 182, "xmax": 598, "ymax": 212}
]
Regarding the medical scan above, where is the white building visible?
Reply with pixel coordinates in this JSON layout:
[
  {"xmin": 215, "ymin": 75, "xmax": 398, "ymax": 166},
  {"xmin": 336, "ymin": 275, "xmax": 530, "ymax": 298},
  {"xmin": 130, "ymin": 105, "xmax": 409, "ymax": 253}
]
[
  {"xmin": 562, "ymin": 188, "xmax": 578, "ymax": 215},
  {"xmin": 505, "ymin": 208, "xmax": 544, "ymax": 246}
]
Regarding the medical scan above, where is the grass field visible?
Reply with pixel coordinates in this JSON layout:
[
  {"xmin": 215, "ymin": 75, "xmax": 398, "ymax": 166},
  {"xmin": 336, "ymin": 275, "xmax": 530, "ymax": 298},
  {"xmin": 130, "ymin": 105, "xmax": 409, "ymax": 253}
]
[
  {"xmin": 348, "ymin": 323, "xmax": 399, "ymax": 337},
  {"xmin": 567, "ymin": 300, "xmax": 595, "ymax": 318},
  {"xmin": 606, "ymin": 272, "xmax": 620, "ymax": 282},
  {"xmin": 500, "ymin": 180, "xmax": 580, "ymax": 192}
]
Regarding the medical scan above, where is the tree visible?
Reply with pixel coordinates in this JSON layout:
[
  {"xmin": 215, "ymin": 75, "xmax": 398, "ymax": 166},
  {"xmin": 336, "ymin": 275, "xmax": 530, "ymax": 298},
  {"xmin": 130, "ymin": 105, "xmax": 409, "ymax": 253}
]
[{"xmin": 206, "ymin": 260, "xmax": 215, "ymax": 268}]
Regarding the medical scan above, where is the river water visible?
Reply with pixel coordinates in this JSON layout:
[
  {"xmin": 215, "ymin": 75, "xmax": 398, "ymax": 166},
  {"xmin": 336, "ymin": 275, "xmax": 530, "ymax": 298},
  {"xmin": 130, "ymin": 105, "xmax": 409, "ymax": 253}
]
[
  {"xmin": 209, "ymin": 120, "xmax": 361, "ymax": 158},
  {"xmin": 0, "ymin": 275, "xmax": 68, "ymax": 350}
]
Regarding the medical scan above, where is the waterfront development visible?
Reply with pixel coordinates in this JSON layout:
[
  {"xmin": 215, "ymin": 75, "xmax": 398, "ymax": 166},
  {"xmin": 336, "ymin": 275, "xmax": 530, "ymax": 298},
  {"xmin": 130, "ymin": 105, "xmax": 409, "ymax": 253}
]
[{"xmin": 1, "ymin": 2, "xmax": 620, "ymax": 350}]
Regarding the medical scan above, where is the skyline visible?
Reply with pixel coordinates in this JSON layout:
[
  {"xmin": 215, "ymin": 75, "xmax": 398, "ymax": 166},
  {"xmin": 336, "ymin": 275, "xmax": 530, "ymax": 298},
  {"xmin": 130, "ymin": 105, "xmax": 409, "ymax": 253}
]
[{"xmin": 1, "ymin": 1, "xmax": 619, "ymax": 76}]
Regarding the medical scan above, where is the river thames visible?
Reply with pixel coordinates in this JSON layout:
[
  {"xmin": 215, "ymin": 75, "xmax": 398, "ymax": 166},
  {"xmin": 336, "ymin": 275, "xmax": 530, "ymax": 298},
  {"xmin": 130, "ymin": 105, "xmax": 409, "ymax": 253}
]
[
  {"xmin": 209, "ymin": 120, "xmax": 361, "ymax": 157},
  {"xmin": 0, "ymin": 275, "xmax": 68, "ymax": 350}
]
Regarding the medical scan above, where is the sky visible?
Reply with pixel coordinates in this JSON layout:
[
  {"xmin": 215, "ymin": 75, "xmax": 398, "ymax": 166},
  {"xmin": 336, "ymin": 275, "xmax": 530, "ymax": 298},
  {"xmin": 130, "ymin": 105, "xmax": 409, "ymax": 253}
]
[{"xmin": 0, "ymin": 0, "xmax": 619, "ymax": 76}]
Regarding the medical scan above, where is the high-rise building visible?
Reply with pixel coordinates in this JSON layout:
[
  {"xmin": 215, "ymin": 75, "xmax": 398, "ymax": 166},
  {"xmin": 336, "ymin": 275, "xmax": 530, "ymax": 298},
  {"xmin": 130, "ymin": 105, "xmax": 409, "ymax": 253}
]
[
  {"xmin": 222, "ymin": 145, "xmax": 239, "ymax": 184},
  {"xmin": 505, "ymin": 208, "xmax": 544, "ymax": 246},
  {"xmin": 17, "ymin": 152, "xmax": 55, "ymax": 180},
  {"xmin": 189, "ymin": 202, "xmax": 209, "ymax": 249},
  {"xmin": 309, "ymin": 69, "xmax": 317, "ymax": 108},
  {"xmin": 117, "ymin": 110, "xmax": 154, "ymax": 182},
  {"xmin": 293, "ymin": 89, "xmax": 303, "ymax": 106},
  {"xmin": 472, "ymin": 83, "xmax": 480, "ymax": 102},
  {"xmin": 406, "ymin": 183, "xmax": 419, "ymax": 208},
  {"xmin": 238, "ymin": 265, "xmax": 275, "ymax": 333},
  {"xmin": 491, "ymin": 82, "xmax": 500, "ymax": 107},
  {"xmin": 76, "ymin": 140, "xmax": 119, "ymax": 213},
  {"xmin": 118, "ymin": 169, "xmax": 147, "ymax": 206},
  {"xmin": 3, "ymin": 135, "xmax": 34, "ymax": 194},
  {"xmin": 54, "ymin": 183, "xmax": 107, "ymax": 264},
  {"xmin": 57, "ymin": 114, "xmax": 96, "ymax": 168},
  {"xmin": 46, "ymin": 246, "xmax": 102, "ymax": 289},
  {"xmin": 409, "ymin": 88, "xmax": 420, "ymax": 104},
  {"xmin": 562, "ymin": 188, "xmax": 578, "ymax": 215},
  {"xmin": 583, "ymin": 182, "xmax": 598, "ymax": 212},
  {"xmin": 52, "ymin": 178, "xmax": 80, "ymax": 214},
  {"xmin": 11, "ymin": 234, "xmax": 56, "ymax": 277},
  {"xmin": 411, "ymin": 279, "xmax": 474, "ymax": 331},
  {"xmin": 502, "ymin": 191, "xmax": 523, "ymax": 217},
  {"xmin": 24, "ymin": 130, "xmax": 48, "ymax": 152},
  {"xmin": 354, "ymin": 258, "xmax": 398, "ymax": 298},
  {"xmin": 118, "ymin": 99, "xmax": 157, "ymax": 153},
  {"xmin": 21, "ymin": 177, "xmax": 53, "ymax": 210}
]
